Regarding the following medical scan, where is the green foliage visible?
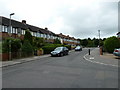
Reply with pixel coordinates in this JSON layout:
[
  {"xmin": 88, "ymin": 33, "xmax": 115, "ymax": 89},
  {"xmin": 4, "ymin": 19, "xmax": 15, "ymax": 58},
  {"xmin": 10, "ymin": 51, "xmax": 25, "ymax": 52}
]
[
  {"xmin": 2, "ymin": 38, "xmax": 21, "ymax": 53},
  {"xmin": 24, "ymin": 30, "xmax": 33, "ymax": 45},
  {"xmin": 81, "ymin": 39, "xmax": 88, "ymax": 47},
  {"xmin": 42, "ymin": 44, "xmax": 63, "ymax": 54},
  {"xmin": 87, "ymin": 40, "xmax": 94, "ymax": 47},
  {"xmin": 0, "ymin": 41, "xmax": 2, "ymax": 53},
  {"xmin": 104, "ymin": 36, "xmax": 120, "ymax": 53},
  {"xmin": 42, "ymin": 46, "xmax": 55, "ymax": 54},
  {"xmin": 54, "ymin": 38, "xmax": 61, "ymax": 44},
  {"xmin": 93, "ymin": 38, "xmax": 99, "ymax": 47},
  {"xmin": 21, "ymin": 40, "xmax": 33, "ymax": 55},
  {"xmin": 33, "ymin": 37, "xmax": 45, "ymax": 50},
  {"xmin": 64, "ymin": 45, "xmax": 71, "ymax": 50}
]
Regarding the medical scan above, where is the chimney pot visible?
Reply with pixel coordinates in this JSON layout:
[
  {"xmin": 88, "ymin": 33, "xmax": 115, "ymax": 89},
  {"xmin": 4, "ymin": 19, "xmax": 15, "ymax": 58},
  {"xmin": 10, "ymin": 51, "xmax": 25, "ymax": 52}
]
[{"xmin": 22, "ymin": 20, "xmax": 26, "ymax": 24}]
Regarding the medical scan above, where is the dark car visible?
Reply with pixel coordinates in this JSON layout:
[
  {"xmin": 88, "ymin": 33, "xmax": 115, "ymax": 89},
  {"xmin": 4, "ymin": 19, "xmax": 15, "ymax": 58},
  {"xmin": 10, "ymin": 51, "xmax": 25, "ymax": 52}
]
[
  {"xmin": 51, "ymin": 47, "xmax": 69, "ymax": 57},
  {"xmin": 75, "ymin": 46, "xmax": 82, "ymax": 51}
]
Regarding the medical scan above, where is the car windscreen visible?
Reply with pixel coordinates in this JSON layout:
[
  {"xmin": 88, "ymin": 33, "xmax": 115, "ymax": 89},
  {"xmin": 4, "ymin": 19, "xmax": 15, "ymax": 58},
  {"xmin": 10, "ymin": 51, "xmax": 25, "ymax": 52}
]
[
  {"xmin": 76, "ymin": 46, "xmax": 80, "ymax": 49},
  {"xmin": 54, "ymin": 47, "xmax": 63, "ymax": 51}
]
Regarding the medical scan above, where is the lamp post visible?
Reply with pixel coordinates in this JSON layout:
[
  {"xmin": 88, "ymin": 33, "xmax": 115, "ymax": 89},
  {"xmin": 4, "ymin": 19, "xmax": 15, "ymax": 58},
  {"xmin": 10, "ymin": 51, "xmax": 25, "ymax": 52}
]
[
  {"xmin": 9, "ymin": 13, "xmax": 15, "ymax": 60},
  {"xmin": 98, "ymin": 30, "xmax": 100, "ymax": 47}
]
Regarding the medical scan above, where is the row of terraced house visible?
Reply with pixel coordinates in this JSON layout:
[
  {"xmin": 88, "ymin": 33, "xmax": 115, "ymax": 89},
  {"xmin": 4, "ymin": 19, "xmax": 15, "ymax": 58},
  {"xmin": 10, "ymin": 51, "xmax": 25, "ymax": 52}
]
[{"xmin": 0, "ymin": 16, "xmax": 80, "ymax": 46}]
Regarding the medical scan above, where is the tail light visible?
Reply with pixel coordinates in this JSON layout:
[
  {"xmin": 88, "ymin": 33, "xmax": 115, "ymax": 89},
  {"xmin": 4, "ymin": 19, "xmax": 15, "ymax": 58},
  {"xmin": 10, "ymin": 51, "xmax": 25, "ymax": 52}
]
[{"xmin": 114, "ymin": 50, "xmax": 119, "ymax": 52}]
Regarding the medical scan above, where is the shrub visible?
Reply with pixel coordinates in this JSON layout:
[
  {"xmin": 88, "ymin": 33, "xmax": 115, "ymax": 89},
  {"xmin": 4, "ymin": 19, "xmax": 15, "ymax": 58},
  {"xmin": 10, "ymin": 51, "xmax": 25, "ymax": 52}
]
[
  {"xmin": 104, "ymin": 36, "xmax": 120, "ymax": 53},
  {"xmin": 24, "ymin": 30, "xmax": 33, "ymax": 45},
  {"xmin": 33, "ymin": 37, "xmax": 45, "ymax": 50},
  {"xmin": 2, "ymin": 38, "xmax": 21, "ymax": 53},
  {"xmin": 42, "ymin": 46, "xmax": 55, "ymax": 54},
  {"xmin": 42, "ymin": 44, "xmax": 63, "ymax": 54},
  {"xmin": 21, "ymin": 40, "xmax": 33, "ymax": 56},
  {"xmin": 54, "ymin": 38, "xmax": 61, "ymax": 44},
  {"xmin": 64, "ymin": 45, "xmax": 71, "ymax": 50}
]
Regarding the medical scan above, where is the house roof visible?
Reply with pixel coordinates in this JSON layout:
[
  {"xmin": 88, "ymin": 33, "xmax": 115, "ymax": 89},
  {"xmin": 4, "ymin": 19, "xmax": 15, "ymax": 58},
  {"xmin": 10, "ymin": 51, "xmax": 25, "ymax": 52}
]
[
  {"xmin": 57, "ymin": 33, "xmax": 77, "ymax": 40},
  {"xmin": 1, "ymin": 16, "xmax": 55, "ymax": 35},
  {"xmin": 117, "ymin": 32, "xmax": 120, "ymax": 35}
]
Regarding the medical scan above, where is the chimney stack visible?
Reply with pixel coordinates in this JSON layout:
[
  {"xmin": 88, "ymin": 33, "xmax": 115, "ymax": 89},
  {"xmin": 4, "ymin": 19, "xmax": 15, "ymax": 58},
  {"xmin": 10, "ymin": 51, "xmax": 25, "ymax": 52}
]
[
  {"xmin": 22, "ymin": 20, "xmax": 26, "ymax": 24},
  {"xmin": 45, "ymin": 27, "xmax": 48, "ymax": 30}
]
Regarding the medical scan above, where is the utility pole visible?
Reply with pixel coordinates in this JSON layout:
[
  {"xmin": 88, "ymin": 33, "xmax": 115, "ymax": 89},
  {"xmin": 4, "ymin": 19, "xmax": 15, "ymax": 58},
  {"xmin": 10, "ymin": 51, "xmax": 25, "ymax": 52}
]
[
  {"xmin": 98, "ymin": 30, "xmax": 100, "ymax": 47},
  {"xmin": 9, "ymin": 13, "xmax": 15, "ymax": 60}
]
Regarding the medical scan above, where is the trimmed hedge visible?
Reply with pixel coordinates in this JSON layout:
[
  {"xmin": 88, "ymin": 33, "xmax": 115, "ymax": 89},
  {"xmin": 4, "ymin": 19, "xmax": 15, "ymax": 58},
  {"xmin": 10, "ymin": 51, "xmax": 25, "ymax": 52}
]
[{"xmin": 42, "ymin": 44, "xmax": 71, "ymax": 54}]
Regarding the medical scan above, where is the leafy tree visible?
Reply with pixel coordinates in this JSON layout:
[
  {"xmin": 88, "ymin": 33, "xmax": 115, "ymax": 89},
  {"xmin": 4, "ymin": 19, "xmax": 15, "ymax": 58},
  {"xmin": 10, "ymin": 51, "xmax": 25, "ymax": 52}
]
[
  {"xmin": 21, "ymin": 40, "xmax": 33, "ymax": 56},
  {"xmin": 87, "ymin": 40, "xmax": 94, "ymax": 47},
  {"xmin": 104, "ymin": 36, "xmax": 120, "ymax": 53},
  {"xmin": 81, "ymin": 39, "xmax": 88, "ymax": 47},
  {"xmin": 54, "ymin": 38, "xmax": 61, "ymax": 44},
  {"xmin": 93, "ymin": 38, "xmax": 99, "ymax": 47},
  {"xmin": 33, "ymin": 37, "xmax": 45, "ymax": 49},
  {"xmin": 2, "ymin": 38, "xmax": 21, "ymax": 53},
  {"xmin": 24, "ymin": 30, "xmax": 33, "ymax": 45}
]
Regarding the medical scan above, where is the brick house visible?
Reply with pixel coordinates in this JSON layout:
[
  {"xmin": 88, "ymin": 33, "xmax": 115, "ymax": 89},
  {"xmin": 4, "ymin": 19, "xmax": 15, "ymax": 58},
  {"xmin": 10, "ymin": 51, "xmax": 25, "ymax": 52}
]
[
  {"xmin": 57, "ymin": 33, "xmax": 80, "ymax": 46},
  {"xmin": 0, "ymin": 16, "xmax": 80, "ymax": 46},
  {"xmin": 0, "ymin": 16, "xmax": 57, "ymax": 43}
]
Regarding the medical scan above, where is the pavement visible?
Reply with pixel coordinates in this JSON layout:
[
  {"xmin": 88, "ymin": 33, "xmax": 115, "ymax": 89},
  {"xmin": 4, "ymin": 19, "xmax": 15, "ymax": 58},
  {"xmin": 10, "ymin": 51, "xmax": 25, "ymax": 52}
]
[
  {"xmin": 84, "ymin": 48, "xmax": 119, "ymax": 67},
  {"xmin": 0, "ymin": 50, "xmax": 74, "ymax": 68}
]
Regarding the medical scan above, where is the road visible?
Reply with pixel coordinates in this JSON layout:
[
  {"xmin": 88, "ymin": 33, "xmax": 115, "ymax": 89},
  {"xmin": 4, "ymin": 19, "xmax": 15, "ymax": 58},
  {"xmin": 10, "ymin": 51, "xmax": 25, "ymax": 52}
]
[{"xmin": 2, "ymin": 48, "xmax": 118, "ymax": 88}]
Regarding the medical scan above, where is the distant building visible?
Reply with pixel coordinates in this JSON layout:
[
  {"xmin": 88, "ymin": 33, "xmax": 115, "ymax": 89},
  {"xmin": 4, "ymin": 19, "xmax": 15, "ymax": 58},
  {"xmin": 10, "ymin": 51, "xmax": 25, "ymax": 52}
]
[
  {"xmin": 57, "ymin": 33, "xmax": 80, "ymax": 46},
  {"xmin": 0, "ymin": 16, "xmax": 80, "ymax": 46}
]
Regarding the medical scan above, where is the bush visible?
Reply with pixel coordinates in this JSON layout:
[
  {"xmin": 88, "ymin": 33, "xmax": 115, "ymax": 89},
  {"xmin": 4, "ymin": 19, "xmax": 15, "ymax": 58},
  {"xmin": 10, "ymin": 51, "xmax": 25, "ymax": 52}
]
[
  {"xmin": 33, "ymin": 37, "xmax": 45, "ymax": 50},
  {"xmin": 24, "ymin": 30, "xmax": 33, "ymax": 45},
  {"xmin": 54, "ymin": 38, "xmax": 61, "ymax": 44},
  {"xmin": 2, "ymin": 38, "xmax": 21, "ymax": 53},
  {"xmin": 104, "ymin": 36, "xmax": 120, "ymax": 53},
  {"xmin": 21, "ymin": 40, "xmax": 33, "ymax": 57},
  {"xmin": 64, "ymin": 45, "xmax": 71, "ymax": 50},
  {"xmin": 42, "ymin": 44, "xmax": 63, "ymax": 54}
]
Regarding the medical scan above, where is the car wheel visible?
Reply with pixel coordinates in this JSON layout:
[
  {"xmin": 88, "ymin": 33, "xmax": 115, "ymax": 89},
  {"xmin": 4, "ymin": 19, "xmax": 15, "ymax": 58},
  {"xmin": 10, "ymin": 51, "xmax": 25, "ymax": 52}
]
[{"xmin": 60, "ymin": 53, "xmax": 63, "ymax": 57}]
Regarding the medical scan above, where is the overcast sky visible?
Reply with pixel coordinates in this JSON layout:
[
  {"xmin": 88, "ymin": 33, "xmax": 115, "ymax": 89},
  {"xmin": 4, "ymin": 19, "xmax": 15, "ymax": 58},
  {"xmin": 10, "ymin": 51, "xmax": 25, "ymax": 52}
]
[{"xmin": 0, "ymin": 0, "xmax": 119, "ymax": 39}]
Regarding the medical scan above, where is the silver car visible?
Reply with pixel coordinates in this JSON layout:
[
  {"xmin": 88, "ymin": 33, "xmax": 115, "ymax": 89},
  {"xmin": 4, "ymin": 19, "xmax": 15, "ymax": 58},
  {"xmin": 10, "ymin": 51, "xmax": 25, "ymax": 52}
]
[{"xmin": 113, "ymin": 48, "xmax": 120, "ymax": 57}]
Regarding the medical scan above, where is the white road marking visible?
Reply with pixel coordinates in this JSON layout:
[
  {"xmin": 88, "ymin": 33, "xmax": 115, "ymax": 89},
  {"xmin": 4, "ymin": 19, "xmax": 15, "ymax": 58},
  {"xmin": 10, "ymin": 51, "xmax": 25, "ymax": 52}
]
[{"xmin": 83, "ymin": 53, "xmax": 118, "ymax": 67}]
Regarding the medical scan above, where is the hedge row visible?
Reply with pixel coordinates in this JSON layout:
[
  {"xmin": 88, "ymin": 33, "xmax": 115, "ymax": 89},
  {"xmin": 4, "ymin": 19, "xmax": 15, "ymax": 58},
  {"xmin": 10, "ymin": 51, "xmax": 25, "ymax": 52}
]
[{"xmin": 42, "ymin": 44, "xmax": 71, "ymax": 54}]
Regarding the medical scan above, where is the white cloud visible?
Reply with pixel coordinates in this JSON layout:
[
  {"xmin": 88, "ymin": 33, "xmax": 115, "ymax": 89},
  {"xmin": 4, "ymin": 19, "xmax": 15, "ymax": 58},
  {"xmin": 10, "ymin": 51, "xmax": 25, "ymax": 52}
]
[{"xmin": 0, "ymin": 0, "xmax": 118, "ymax": 39}]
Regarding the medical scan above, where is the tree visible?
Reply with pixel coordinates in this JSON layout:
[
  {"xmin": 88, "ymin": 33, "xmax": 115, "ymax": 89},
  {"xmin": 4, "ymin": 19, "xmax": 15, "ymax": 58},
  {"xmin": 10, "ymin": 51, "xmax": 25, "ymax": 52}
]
[
  {"xmin": 81, "ymin": 39, "xmax": 88, "ymax": 47},
  {"xmin": 24, "ymin": 29, "xmax": 33, "ymax": 45},
  {"xmin": 54, "ymin": 38, "xmax": 61, "ymax": 44},
  {"xmin": 21, "ymin": 40, "xmax": 33, "ymax": 56},
  {"xmin": 2, "ymin": 38, "xmax": 21, "ymax": 53},
  {"xmin": 33, "ymin": 37, "xmax": 45, "ymax": 49},
  {"xmin": 93, "ymin": 38, "xmax": 99, "ymax": 47},
  {"xmin": 104, "ymin": 36, "xmax": 120, "ymax": 53}
]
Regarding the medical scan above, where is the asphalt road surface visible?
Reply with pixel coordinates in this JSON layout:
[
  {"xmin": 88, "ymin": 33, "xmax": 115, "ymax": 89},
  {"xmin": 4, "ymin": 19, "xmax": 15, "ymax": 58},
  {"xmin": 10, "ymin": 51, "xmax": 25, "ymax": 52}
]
[{"xmin": 2, "ymin": 48, "xmax": 118, "ymax": 88}]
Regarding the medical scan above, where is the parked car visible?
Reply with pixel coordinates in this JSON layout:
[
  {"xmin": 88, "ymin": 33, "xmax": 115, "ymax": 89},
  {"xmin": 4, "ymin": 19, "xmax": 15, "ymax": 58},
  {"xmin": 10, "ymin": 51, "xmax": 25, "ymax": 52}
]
[
  {"xmin": 51, "ymin": 47, "xmax": 69, "ymax": 57},
  {"xmin": 75, "ymin": 46, "xmax": 82, "ymax": 51},
  {"xmin": 113, "ymin": 48, "xmax": 120, "ymax": 57}
]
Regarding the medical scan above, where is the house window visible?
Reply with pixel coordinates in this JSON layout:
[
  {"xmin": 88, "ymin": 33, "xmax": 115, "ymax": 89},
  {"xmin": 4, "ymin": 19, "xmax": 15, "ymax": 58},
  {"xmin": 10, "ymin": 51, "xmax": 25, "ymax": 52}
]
[
  {"xmin": 2, "ymin": 25, "xmax": 5, "ymax": 32},
  {"xmin": 41, "ymin": 34, "xmax": 43, "ymax": 37},
  {"xmin": 12, "ymin": 28, "xmax": 16, "ymax": 34},
  {"xmin": 31, "ymin": 32, "xmax": 33, "ymax": 36},
  {"xmin": 4, "ymin": 26, "xmax": 8, "ymax": 32},
  {"xmin": 15, "ymin": 28, "xmax": 17, "ymax": 34},
  {"xmin": 22, "ymin": 29, "xmax": 25, "ymax": 35},
  {"xmin": 0, "ymin": 26, "xmax": 1, "ymax": 32}
]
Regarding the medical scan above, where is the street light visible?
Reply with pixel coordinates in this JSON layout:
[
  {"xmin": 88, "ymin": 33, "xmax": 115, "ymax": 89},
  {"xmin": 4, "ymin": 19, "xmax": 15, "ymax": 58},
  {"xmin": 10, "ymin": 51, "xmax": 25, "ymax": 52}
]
[
  {"xmin": 9, "ymin": 13, "xmax": 15, "ymax": 60},
  {"xmin": 98, "ymin": 30, "xmax": 100, "ymax": 47}
]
